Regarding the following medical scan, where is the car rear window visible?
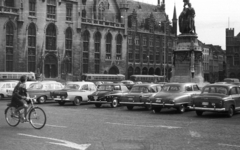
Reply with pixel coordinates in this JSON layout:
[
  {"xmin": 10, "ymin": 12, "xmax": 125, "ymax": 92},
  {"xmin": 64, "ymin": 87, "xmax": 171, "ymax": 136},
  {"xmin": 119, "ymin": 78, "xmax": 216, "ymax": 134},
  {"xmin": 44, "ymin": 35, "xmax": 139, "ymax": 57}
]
[
  {"xmin": 65, "ymin": 84, "xmax": 80, "ymax": 90},
  {"xmin": 97, "ymin": 85, "xmax": 113, "ymax": 91},
  {"xmin": 130, "ymin": 86, "xmax": 149, "ymax": 93},
  {"xmin": 202, "ymin": 86, "xmax": 228, "ymax": 95}
]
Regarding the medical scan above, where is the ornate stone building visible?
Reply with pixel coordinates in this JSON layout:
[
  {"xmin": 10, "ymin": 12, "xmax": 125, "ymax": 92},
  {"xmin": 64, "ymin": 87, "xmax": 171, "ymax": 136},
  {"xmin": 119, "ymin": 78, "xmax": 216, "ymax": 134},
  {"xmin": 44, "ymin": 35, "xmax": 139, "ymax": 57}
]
[
  {"xmin": 226, "ymin": 28, "xmax": 240, "ymax": 79},
  {"xmin": 0, "ymin": 0, "xmax": 176, "ymax": 80}
]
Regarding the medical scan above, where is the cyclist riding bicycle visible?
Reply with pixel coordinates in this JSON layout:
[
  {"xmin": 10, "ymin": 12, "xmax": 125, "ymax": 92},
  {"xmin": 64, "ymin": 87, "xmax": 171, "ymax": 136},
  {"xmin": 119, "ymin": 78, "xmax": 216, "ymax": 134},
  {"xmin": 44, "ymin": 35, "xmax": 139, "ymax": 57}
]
[{"xmin": 11, "ymin": 75, "xmax": 29, "ymax": 122}]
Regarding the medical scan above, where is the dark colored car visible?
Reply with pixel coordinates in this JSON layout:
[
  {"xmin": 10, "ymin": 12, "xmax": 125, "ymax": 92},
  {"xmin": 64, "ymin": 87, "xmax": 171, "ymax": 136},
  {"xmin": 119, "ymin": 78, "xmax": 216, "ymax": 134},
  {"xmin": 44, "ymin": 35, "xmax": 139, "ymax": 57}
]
[
  {"xmin": 119, "ymin": 84, "xmax": 162, "ymax": 110},
  {"xmin": 88, "ymin": 83, "xmax": 129, "ymax": 108},
  {"xmin": 189, "ymin": 84, "xmax": 240, "ymax": 117},
  {"xmin": 148, "ymin": 83, "xmax": 201, "ymax": 113}
]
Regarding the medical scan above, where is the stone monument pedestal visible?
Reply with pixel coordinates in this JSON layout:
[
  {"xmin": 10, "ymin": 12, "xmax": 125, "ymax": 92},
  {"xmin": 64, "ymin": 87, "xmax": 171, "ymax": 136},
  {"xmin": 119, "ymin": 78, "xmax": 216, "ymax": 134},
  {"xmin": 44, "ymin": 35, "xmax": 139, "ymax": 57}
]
[{"xmin": 170, "ymin": 34, "xmax": 204, "ymax": 83}]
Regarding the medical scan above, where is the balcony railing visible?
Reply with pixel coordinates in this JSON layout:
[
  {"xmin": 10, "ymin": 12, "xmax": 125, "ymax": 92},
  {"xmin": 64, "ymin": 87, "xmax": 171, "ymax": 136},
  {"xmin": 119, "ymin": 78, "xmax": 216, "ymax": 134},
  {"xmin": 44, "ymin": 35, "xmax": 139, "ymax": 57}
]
[
  {"xmin": 81, "ymin": 18, "xmax": 125, "ymax": 29},
  {"xmin": 0, "ymin": 6, "xmax": 18, "ymax": 15}
]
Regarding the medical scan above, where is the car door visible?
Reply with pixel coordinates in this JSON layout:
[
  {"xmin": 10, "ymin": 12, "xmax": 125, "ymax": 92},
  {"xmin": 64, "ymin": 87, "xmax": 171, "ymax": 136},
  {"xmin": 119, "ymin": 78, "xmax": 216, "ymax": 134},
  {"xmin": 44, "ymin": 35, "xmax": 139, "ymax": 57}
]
[
  {"xmin": 229, "ymin": 87, "xmax": 238, "ymax": 107},
  {"xmin": 80, "ymin": 84, "xmax": 91, "ymax": 101},
  {"xmin": 235, "ymin": 87, "xmax": 240, "ymax": 109}
]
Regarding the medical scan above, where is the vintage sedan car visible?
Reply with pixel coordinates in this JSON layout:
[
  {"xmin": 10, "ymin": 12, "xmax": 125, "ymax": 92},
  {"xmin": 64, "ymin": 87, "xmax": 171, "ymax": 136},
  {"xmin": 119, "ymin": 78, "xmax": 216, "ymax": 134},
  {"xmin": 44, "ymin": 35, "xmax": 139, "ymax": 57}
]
[
  {"xmin": 28, "ymin": 81, "xmax": 64, "ymax": 104},
  {"xmin": 189, "ymin": 84, "xmax": 240, "ymax": 117},
  {"xmin": 88, "ymin": 83, "xmax": 129, "ymax": 108},
  {"xmin": 148, "ymin": 83, "xmax": 201, "ymax": 113},
  {"xmin": 119, "ymin": 84, "xmax": 162, "ymax": 110},
  {"xmin": 51, "ymin": 82, "xmax": 96, "ymax": 106}
]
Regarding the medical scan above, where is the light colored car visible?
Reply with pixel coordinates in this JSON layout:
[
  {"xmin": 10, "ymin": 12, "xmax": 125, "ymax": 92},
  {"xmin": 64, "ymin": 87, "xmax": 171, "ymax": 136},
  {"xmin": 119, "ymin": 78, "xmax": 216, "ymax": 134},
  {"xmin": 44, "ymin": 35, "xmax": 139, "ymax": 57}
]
[
  {"xmin": 51, "ymin": 82, "xmax": 96, "ymax": 106},
  {"xmin": 0, "ymin": 81, "xmax": 18, "ymax": 99},
  {"xmin": 28, "ymin": 81, "xmax": 64, "ymax": 103}
]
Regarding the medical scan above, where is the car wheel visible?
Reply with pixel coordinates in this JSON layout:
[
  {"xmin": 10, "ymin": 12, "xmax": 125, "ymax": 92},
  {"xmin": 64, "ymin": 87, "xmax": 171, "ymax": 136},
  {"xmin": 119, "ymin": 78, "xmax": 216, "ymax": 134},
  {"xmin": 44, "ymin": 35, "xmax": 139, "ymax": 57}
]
[
  {"xmin": 152, "ymin": 108, "xmax": 161, "ymax": 113},
  {"xmin": 73, "ymin": 97, "xmax": 82, "ymax": 106},
  {"xmin": 127, "ymin": 106, "xmax": 134, "ymax": 110},
  {"xmin": 196, "ymin": 110, "xmax": 203, "ymax": 116},
  {"xmin": 58, "ymin": 101, "xmax": 65, "ymax": 106},
  {"xmin": 38, "ymin": 96, "xmax": 46, "ymax": 104},
  {"xmin": 227, "ymin": 105, "xmax": 234, "ymax": 117},
  {"xmin": 178, "ymin": 105, "xmax": 186, "ymax": 113},
  {"xmin": 110, "ymin": 99, "xmax": 118, "ymax": 108},
  {"xmin": 95, "ymin": 104, "xmax": 102, "ymax": 108}
]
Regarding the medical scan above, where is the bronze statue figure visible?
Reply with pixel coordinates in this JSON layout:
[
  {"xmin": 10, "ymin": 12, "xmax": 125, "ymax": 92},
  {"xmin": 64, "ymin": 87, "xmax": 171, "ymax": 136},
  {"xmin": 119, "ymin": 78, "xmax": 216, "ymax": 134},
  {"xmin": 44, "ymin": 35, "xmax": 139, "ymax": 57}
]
[{"xmin": 179, "ymin": 0, "xmax": 196, "ymax": 34}]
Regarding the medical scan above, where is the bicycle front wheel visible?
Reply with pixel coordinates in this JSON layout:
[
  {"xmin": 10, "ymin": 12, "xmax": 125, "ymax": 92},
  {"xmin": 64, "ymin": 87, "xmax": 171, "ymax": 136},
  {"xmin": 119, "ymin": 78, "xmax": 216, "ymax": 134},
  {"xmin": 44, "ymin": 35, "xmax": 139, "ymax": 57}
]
[
  {"xmin": 29, "ymin": 107, "xmax": 46, "ymax": 129},
  {"xmin": 5, "ymin": 106, "xmax": 20, "ymax": 127}
]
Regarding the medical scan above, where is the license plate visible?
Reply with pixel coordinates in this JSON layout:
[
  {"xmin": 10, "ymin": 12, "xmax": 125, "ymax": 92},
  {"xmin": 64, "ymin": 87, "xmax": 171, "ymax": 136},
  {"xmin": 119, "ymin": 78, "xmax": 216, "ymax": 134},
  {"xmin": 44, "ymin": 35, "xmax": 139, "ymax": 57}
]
[
  {"xmin": 128, "ymin": 98, "xmax": 133, "ymax": 100},
  {"xmin": 156, "ymin": 100, "xmax": 162, "ymax": 103},
  {"xmin": 94, "ymin": 96, "xmax": 98, "ymax": 100},
  {"xmin": 202, "ymin": 102, "xmax": 209, "ymax": 105}
]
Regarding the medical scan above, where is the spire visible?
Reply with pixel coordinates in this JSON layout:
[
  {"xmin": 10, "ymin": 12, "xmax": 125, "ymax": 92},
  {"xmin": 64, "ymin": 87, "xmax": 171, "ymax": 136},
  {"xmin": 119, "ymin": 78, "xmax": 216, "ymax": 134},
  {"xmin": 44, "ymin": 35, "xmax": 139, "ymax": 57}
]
[{"xmin": 173, "ymin": 4, "xmax": 177, "ymax": 20}]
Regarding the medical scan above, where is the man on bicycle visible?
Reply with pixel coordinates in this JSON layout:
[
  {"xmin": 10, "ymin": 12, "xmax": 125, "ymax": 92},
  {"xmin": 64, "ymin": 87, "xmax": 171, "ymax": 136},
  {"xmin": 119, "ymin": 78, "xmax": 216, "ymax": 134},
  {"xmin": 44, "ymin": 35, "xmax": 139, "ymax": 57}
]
[{"xmin": 11, "ymin": 75, "xmax": 29, "ymax": 122}]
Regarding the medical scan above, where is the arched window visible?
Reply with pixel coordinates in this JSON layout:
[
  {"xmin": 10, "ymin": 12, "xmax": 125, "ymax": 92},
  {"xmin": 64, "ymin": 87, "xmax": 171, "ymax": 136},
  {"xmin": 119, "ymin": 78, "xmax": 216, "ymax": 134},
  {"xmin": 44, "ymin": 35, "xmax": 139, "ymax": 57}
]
[
  {"xmin": 6, "ymin": 22, "xmax": 14, "ymax": 71},
  {"xmin": 28, "ymin": 23, "xmax": 36, "ymax": 72},
  {"xmin": 234, "ymin": 54, "xmax": 239, "ymax": 66},
  {"xmin": 82, "ymin": 30, "xmax": 90, "ymax": 73},
  {"xmin": 46, "ymin": 23, "xmax": 56, "ymax": 50},
  {"xmin": 94, "ymin": 32, "xmax": 101, "ymax": 73},
  {"xmin": 65, "ymin": 27, "xmax": 72, "ymax": 73},
  {"xmin": 106, "ymin": 33, "xmax": 112, "ymax": 59},
  {"xmin": 116, "ymin": 34, "xmax": 122, "ymax": 60}
]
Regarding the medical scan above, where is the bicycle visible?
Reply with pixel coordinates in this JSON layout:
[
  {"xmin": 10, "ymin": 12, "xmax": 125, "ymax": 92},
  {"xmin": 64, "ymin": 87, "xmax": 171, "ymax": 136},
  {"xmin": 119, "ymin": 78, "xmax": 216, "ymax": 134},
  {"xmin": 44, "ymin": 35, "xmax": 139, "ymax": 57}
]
[{"xmin": 5, "ymin": 97, "xmax": 47, "ymax": 129}]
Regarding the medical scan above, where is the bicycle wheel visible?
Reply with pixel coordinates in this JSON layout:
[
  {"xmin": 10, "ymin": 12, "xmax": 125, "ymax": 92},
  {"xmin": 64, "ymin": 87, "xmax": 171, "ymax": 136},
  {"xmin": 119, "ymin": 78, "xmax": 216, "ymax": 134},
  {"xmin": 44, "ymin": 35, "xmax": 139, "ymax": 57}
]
[
  {"xmin": 29, "ymin": 107, "xmax": 46, "ymax": 129},
  {"xmin": 5, "ymin": 106, "xmax": 20, "ymax": 127}
]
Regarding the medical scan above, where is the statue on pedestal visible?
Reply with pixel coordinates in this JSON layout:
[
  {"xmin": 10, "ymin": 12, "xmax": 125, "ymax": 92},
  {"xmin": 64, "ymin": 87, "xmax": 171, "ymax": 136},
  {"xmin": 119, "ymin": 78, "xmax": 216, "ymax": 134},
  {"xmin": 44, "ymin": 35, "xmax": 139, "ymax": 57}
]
[{"xmin": 179, "ymin": 0, "xmax": 196, "ymax": 34}]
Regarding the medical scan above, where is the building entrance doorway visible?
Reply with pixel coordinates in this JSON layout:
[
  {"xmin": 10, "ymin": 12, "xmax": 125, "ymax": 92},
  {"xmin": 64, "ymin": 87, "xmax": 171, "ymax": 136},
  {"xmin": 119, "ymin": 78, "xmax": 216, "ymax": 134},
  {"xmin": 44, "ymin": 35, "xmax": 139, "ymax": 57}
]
[
  {"xmin": 109, "ymin": 66, "xmax": 119, "ymax": 74},
  {"xmin": 44, "ymin": 54, "xmax": 58, "ymax": 78}
]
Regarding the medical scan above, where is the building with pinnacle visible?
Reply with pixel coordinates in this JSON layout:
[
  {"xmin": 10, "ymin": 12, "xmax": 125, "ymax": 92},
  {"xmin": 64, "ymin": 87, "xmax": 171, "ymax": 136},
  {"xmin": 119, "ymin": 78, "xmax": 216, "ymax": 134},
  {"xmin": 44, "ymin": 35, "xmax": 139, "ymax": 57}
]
[{"xmin": 0, "ymin": 0, "xmax": 177, "ymax": 80}]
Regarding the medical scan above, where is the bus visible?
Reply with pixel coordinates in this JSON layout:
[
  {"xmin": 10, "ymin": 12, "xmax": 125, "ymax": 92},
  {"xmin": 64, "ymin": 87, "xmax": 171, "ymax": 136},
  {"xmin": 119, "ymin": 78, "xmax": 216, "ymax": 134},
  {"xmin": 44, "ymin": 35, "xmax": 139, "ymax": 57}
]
[
  {"xmin": 129, "ymin": 75, "xmax": 166, "ymax": 83},
  {"xmin": 81, "ymin": 74, "xmax": 125, "ymax": 83},
  {"xmin": 0, "ymin": 72, "xmax": 36, "ymax": 81}
]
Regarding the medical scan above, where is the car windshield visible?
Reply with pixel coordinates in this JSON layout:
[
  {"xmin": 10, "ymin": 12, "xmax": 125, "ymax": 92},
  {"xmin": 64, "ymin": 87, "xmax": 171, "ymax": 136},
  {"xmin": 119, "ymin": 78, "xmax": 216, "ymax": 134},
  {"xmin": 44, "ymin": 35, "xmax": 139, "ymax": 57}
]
[
  {"xmin": 162, "ymin": 85, "xmax": 182, "ymax": 92},
  {"xmin": 202, "ymin": 86, "xmax": 228, "ymax": 95},
  {"xmin": 28, "ymin": 83, "xmax": 43, "ymax": 90},
  {"xmin": 130, "ymin": 86, "xmax": 149, "ymax": 93},
  {"xmin": 97, "ymin": 85, "xmax": 114, "ymax": 91},
  {"xmin": 65, "ymin": 84, "xmax": 80, "ymax": 90}
]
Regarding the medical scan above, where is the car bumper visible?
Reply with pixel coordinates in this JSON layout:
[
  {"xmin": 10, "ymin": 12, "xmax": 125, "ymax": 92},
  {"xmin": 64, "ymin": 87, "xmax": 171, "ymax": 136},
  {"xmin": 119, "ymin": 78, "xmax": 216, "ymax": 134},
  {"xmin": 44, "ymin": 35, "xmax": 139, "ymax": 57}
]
[
  {"xmin": 88, "ymin": 101, "xmax": 111, "ymax": 104},
  {"xmin": 189, "ymin": 106, "xmax": 226, "ymax": 112},
  {"xmin": 120, "ymin": 102, "xmax": 146, "ymax": 106},
  {"xmin": 54, "ymin": 98, "xmax": 71, "ymax": 101},
  {"xmin": 146, "ymin": 102, "xmax": 183, "ymax": 108}
]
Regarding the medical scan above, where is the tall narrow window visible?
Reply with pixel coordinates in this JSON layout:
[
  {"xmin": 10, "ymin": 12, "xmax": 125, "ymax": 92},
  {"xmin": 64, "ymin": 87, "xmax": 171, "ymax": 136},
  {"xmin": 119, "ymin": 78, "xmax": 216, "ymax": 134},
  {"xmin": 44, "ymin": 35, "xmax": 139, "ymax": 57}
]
[
  {"xmin": 234, "ymin": 54, "xmax": 239, "ymax": 66},
  {"xmin": 65, "ymin": 27, "xmax": 72, "ymax": 73},
  {"xmin": 66, "ymin": 3, "xmax": 72, "ymax": 21},
  {"xmin": 46, "ymin": 23, "xmax": 56, "ymax": 50},
  {"xmin": 98, "ymin": 2, "xmax": 104, "ymax": 20},
  {"xmin": 29, "ymin": 0, "xmax": 36, "ymax": 16},
  {"xmin": 6, "ymin": 22, "xmax": 14, "ymax": 71},
  {"xmin": 106, "ymin": 33, "xmax": 112, "ymax": 59},
  {"xmin": 82, "ymin": 8, "xmax": 86, "ymax": 18},
  {"xmin": 28, "ymin": 23, "xmax": 36, "ymax": 72},
  {"xmin": 83, "ymin": 30, "xmax": 90, "ymax": 73},
  {"xmin": 47, "ymin": 0, "xmax": 56, "ymax": 19},
  {"xmin": 5, "ymin": 0, "xmax": 14, "ymax": 7},
  {"xmin": 94, "ymin": 32, "xmax": 101, "ymax": 73},
  {"xmin": 116, "ymin": 34, "xmax": 122, "ymax": 60}
]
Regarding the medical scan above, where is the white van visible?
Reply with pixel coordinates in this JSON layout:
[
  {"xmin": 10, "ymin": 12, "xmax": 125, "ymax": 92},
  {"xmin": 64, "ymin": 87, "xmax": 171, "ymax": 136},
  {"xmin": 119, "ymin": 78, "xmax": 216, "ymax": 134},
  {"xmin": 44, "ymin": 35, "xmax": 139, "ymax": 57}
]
[{"xmin": 0, "ymin": 81, "xmax": 18, "ymax": 99}]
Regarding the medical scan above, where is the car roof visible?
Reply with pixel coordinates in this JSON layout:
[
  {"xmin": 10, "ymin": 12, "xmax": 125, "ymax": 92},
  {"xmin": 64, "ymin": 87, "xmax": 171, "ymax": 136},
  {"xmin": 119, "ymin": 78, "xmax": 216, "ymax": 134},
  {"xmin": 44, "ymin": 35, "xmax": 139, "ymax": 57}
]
[
  {"xmin": 99, "ymin": 83, "xmax": 124, "ymax": 86},
  {"xmin": 164, "ymin": 83, "xmax": 197, "ymax": 86},
  {"xmin": 132, "ymin": 83, "xmax": 160, "ymax": 87},
  {"xmin": 205, "ymin": 84, "xmax": 238, "ymax": 88}
]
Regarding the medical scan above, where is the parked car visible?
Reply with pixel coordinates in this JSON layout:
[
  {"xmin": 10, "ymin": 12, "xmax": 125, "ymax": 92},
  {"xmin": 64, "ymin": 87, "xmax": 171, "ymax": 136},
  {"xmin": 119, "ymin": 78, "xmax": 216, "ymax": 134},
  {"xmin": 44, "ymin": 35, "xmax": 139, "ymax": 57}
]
[
  {"xmin": 0, "ymin": 81, "xmax": 18, "ymax": 99},
  {"xmin": 88, "ymin": 83, "xmax": 129, "ymax": 108},
  {"xmin": 148, "ymin": 83, "xmax": 201, "ymax": 113},
  {"xmin": 119, "ymin": 83, "xmax": 162, "ymax": 110},
  {"xmin": 28, "ymin": 81, "xmax": 64, "ymax": 104},
  {"xmin": 189, "ymin": 84, "xmax": 240, "ymax": 117},
  {"xmin": 51, "ymin": 81, "xmax": 96, "ymax": 106}
]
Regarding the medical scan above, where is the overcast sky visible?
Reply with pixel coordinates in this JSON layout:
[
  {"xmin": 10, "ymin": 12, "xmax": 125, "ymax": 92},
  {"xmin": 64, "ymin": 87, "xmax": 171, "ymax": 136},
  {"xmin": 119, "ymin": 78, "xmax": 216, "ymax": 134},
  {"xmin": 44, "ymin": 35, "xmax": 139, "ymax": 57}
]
[{"xmin": 134, "ymin": 0, "xmax": 240, "ymax": 50}]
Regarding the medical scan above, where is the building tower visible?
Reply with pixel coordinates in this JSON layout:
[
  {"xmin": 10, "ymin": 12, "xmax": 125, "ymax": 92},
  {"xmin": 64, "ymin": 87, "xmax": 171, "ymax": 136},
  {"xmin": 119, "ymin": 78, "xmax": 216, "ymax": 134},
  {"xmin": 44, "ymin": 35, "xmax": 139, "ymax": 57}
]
[{"xmin": 172, "ymin": 4, "xmax": 177, "ymax": 36}]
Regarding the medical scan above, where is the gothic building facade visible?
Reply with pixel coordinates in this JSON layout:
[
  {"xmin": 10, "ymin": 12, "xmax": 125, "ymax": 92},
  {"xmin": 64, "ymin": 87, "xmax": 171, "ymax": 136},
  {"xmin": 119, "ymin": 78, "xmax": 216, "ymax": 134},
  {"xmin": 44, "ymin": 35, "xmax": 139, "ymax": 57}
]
[
  {"xmin": 0, "ymin": 0, "xmax": 176, "ymax": 80},
  {"xmin": 226, "ymin": 28, "xmax": 240, "ymax": 79}
]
